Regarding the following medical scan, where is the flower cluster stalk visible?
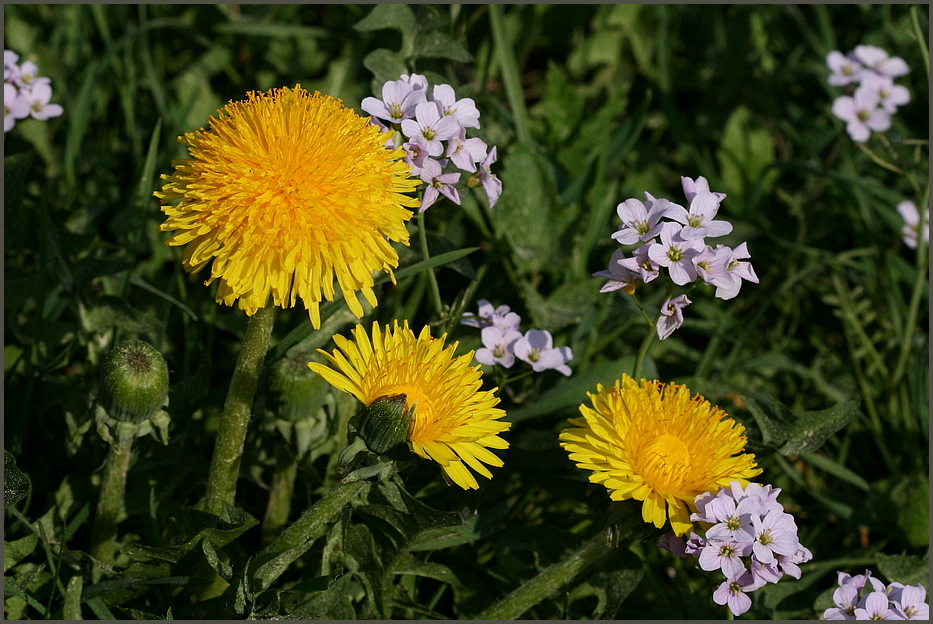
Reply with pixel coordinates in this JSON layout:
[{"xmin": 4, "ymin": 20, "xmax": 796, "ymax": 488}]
[
  {"xmin": 90, "ymin": 436, "xmax": 134, "ymax": 563},
  {"xmin": 417, "ymin": 211, "xmax": 445, "ymax": 318},
  {"xmin": 204, "ymin": 306, "xmax": 276, "ymax": 515}
]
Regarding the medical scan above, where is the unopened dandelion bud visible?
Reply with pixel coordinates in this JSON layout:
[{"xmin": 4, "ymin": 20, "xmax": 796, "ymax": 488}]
[
  {"xmin": 98, "ymin": 340, "xmax": 169, "ymax": 424},
  {"xmin": 269, "ymin": 353, "xmax": 330, "ymax": 423},
  {"xmin": 355, "ymin": 394, "xmax": 413, "ymax": 455}
]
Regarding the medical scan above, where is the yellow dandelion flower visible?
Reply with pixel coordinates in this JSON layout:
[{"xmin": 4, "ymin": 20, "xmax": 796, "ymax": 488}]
[
  {"xmin": 559, "ymin": 375, "xmax": 761, "ymax": 536},
  {"xmin": 309, "ymin": 321, "xmax": 511, "ymax": 490},
  {"xmin": 155, "ymin": 86, "xmax": 420, "ymax": 328}
]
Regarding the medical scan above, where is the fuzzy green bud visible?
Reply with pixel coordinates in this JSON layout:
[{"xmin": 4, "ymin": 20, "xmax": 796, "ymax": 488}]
[
  {"xmin": 98, "ymin": 340, "xmax": 169, "ymax": 424},
  {"xmin": 356, "ymin": 394, "xmax": 413, "ymax": 455},
  {"xmin": 269, "ymin": 353, "xmax": 330, "ymax": 423}
]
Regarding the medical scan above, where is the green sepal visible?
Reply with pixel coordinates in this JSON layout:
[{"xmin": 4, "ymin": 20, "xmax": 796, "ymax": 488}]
[{"xmin": 355, "ymin": 394, "xmax": 412, "ymax": 455}]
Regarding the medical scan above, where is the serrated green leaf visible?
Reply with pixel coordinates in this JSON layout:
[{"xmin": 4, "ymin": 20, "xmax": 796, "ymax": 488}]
[
  {"xmin": 409, "ymin": 501, "xmax": 508, "ymax": 551},
  {"xmin": 4, "ymin": 532, "xmax": 38, "ymax": 572},
  {"xmin": 779, "ymin": 400, "xmax": 860, "ymax": 456},
  {"xmin": 741, "ymin": 392, "xmax": 796, "ymax": 447},
  {"xmin": 4, "ymin": 450, "xmax": 31, "ymax": 509},
  {"xmin": 875, "ymin": 552, "xmax": 929, "ymax": 588},
  {"xmin": 123, "ymin": 503, "xmax": 257, "ymax": 563},
  {"xmin": 283, "ymin": 572, "xmax": 357, "ymax": 619},
  {"xmin": 201, "ymin": 539, "xmax": 233, "ymax": 580}
]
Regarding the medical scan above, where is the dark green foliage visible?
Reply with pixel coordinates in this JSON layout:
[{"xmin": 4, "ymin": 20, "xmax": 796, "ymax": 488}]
[{"xmin": 4, "ymin": 3, "xmax": 928, "ymax": 620}]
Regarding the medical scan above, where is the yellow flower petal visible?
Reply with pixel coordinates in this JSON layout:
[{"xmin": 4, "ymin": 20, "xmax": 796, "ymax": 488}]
[
  {"xmin": 311, "ymin": 321, "xmax": 511, "ymax": 490},
  {"xmin": 156, "ymin": 86, "xmax": 420, "ymax": 327},
  {"xmin": 559, "ymin": 375, "xmax": 761, "ymax": 536}
]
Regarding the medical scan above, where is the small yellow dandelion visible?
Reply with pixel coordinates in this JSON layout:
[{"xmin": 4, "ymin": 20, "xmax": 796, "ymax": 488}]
[
  {"xmin": 309, "ymin": 321, "xmax": 510, "ymax": 490},
  {"xmin": 559, "ymin": 375, "xmax": 761, "ymax": 535},
  {"xmin": 155, "ymin": 86, "xmax": 420, "ymax": 328}
]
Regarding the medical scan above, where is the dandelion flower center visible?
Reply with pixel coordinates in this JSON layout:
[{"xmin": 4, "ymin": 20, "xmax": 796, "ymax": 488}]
[
  {"xmin": 559, "ymin": 375, "xmax": 761, "ymax": 535},
  {"xmin": 309, "ymin": 321, "xmax": 511, "ymax": 490},
  {"xmin": 155, "ymin": 86, "xmax": 420, "ymax": 328}
]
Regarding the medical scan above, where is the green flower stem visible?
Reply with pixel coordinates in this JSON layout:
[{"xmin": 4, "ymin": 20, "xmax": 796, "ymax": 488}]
[
  {"xmin": 260, "ymin": 441, "xmax": 300, "ymax": 544},
  {"xmin": 251, "ymin": 479, "xmax": 366, "ymax": 590},
  {"xmin": 475, "ymin": 527, "xmax": 614, "ymax": 620},
  {"xmin": 90, "ymin": 435, "xmax": 134, "ymax": 563},
  {"xmin": 910, "ymin": 6, "xmax": 929, "ymax": 76},
  {"xmin": 891, "ymin": 185, "xmax": 930, "ymax": 388},
  {"xmin": 417, "ymin": 211, "xmax": 445, "ymax": 319},
  {"xmin": 631, "ymin": 282, "xmax": 675, "ymax": 380},
  {"xmin": 488, "ymin": 4, "xmax": 531, "ymax": 146},
  {"xmin": 204, "ymin": 305, "xmax": 277, "ymax": 515}
]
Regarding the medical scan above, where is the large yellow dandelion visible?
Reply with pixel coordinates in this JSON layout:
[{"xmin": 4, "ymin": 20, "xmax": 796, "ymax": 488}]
[
  {"xmin": 309, "ymin": 321, "xmax": 511, "ymax": 489},
  {"xmin": 559, "ymin": 375, "xmax": 761, "ymax": 535},
  {"xmin": 155, "ymin": 86, "xmax": 420, "ymax": 328}
]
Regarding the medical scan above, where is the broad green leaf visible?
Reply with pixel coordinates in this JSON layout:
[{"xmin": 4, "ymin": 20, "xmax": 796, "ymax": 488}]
[
  {"xmin": 520, "ymin": 278, "xmax": 602, "ymax": 332},
  {"xmin": 64, "ymin": 575, "xmax": 84, "ymax": 620},
  {"xmin": 341, "ymin": 523, "xmax": 385, "ymax": 618},
  {"xmin": 875, "ymin": 551, "xmax": 929, "ymax": 588},
  {"xmin": 388, "ymin": 553, "xmax": 465, "ymax": 599},
  {"xmin": 410, "ymin": 30, "xmax": 473, "ymax": 62},
  {"xmin": 4, "ymin": 450, "xmax": 31, "ymax": 508},
  {"xmin": 778, "ymin": 400, "xmax": 860, "ymax": 456},
  {"xmin": 4, "ymin": 532, "xmax": 38, "ymax": 572},
  {"xmin": 495, "ymin": 144, "xmax": 561, "ymax": 274},
  {"xmin": 585, "ymin": 565, "xmax": 643, "ymax": 619},
  {"xmin": 78, "ymin": 296, "xmax": 161, "ymax": 336},
  {"xmin": 362, "ymin": 48, "xmax": 409, "ymax": 91},
  {"xmin": 353, "ymin": 4, "xmax": 416, "ymax": 39},
  {"xmin": 715, "ymin": 105, "xmax": 779, "ymax": 201},
  {"xmin": 892, "ymin": 475, "xmax": 929, "ymax": 548},
  {"xmin": 505, "ymin": 358, "xmax": 657, "ymax": 424}
]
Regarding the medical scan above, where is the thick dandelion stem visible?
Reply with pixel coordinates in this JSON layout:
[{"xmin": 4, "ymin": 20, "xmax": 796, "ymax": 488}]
[
  {"xmin": 204, "ymin": 305, "xmax": 277, "ymax": 515},
  {"xmin": 260, "ymin": 442, "xmax": 300, "ymax": 544},
  {"xmin": 476, "ymin": 527, "xmax": 615, "ymax": 620},
  {"xmin": 90, "ymin": 436, "xmax": 134, "ymax": 563}
]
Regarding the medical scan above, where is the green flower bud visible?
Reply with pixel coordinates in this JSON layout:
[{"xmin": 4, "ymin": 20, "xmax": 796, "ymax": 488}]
[
  {"xmin": 356, "ymin": 394, "xmax": 413, "ymax": 455},
  {"xmin": 98, "ymin": 340, "xmax": 169, "ymax": 424},
  {"xmin": 269, "ymin": 352, "xmax": 330, "ymax": 423}
]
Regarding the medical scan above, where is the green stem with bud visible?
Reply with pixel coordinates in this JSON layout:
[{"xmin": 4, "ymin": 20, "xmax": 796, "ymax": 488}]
[
  {"xmin": 631, "ymin": 281, "xmax": 676, "ymax": 380},
  {"xmin": 204, "ymin": 305, "xmax": 277, "ymax": 515},
  {"xmin": 90, "ymin": 435, "xmax": 134, "ymax": 563}
]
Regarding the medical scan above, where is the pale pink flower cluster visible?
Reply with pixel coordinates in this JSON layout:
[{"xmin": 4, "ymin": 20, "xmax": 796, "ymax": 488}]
[
  {"xmin": 594, "ymin": 176, "xmax": 758, "ymax": 340},
  {"xmin": 4, "ymin": 50, "xmax": 63, "ymax": 132},
  {"xmin": 461, "ymin": 300, "xmax": 573, "ymax": 376},
  {"xmin": 823, "ymin": 569, "xmax": 928, "ymax": 620},
  {"xmin": 827, "ymin": 45, "xmax": 910, "ymax": 143},
  {"xmin": 659, "ymin": 482, "xmax": 812, "ymax": 617},
  {"xmin": 362, "ymin": 73, "xmax": 501, "ymax": 211}
]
